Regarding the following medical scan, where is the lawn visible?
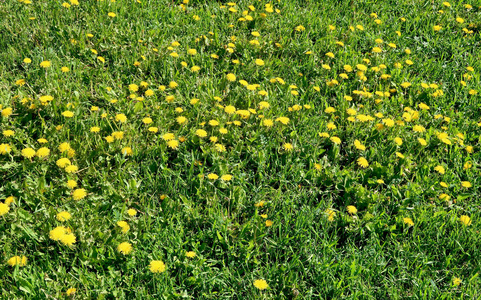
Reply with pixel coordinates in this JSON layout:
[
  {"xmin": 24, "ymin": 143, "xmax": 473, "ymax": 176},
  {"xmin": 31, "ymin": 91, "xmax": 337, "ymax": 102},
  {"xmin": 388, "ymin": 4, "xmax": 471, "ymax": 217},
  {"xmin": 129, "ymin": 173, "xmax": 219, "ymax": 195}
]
[{"xmin": 1, "ymin": 0, "xmax": 481, "ymax": 298}]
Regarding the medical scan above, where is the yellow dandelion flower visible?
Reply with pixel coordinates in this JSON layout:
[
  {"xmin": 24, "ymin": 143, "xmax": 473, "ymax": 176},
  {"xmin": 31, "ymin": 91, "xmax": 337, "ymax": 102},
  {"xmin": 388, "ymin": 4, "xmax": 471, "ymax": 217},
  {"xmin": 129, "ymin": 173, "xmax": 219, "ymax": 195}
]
[
  {"xmin": 21, "ymin": 147, "xmax": 36, "ymax": 159},
  {"xmin": 283, "ymin": 143, "xmax": 293, "ymax": 152},
  {"xmin": 60, "ymin": 233, "xmax": 76, "ymax": 247},
  {"xmin": 259, "ymin": 101, "xmax": 270, "ymax": 110},
  {"xmin": 15, "ymin": 79, "xmax": 26, "ymax": 86},
  {"xmin": 224, "ymin": 105, "xmax": 236, "ymax": 114},
  {"xmin": 36, "ymin": 147, "xmax": 50, "ymax": 158},
  {"xmin": 295, "ymin": 25, "xmax": 305, "ymax": 32},
  {"xmin": 7, "ymin": 256, "xmax": 27, "ymax": 267},
  {"xmin": 220, "ymin": 174, "xmax": 232, "ymax": 181},
  {"xmin": 2, "ymin": 130, "xmax": 13, "ymax": 137},
  {"xmin": 40, "ymin": 61, "xmax": 51, "ymax": 68},
  {"xmin": 413, "ymin": 125, "xmax": 426, "ymax": 133},
  {"xmin": 149, "ymin": 260, "xmax": 166, "ymax": 273},
  {"xmin": 327, "ymin": 122, "xmax": 336, "ymax": 130},
  {"xmin": 115, "ymin": 114, "xmax": 127, "ymax": 123},
  {"xmin": 330, "ymin": 136, "xmax": 341, "ymax": 145},
  {"xmin": 276, "ymin": 117, "xmax": 289, "ymax": 125},
  {"xmin": 49, "ymin": 226, "xmax": 67, "ymax": 241},
  {"xmin": 226, "ymin": 73, "xmax": 236, "ymax": 81},
  {"xmin": 207, "ymin": 173, "xmax": 219, "ymax": 180},
  {"xmin": 56, "ymin": 158, "xmax": 71, "ymax": 168},
  {"xmin": 5, "ymin": 196, "xmax": 15, "ymax": 205},
  {"xmin": 461, "ymin": 181, "xmax": 472, "ymax": 188},
  {"xmin": 346, "ymin": 108, "xmax": 357, "ymax": 116},
  {"xmin": 439, "ymin": 193, "xmax": 450, "ymax": 201},
  {"xmin": 148, "ymin": 127, "xmax": 158, "ymax": 133},
  {"xmin": 253, "ymin": 279, "xmax": 269, "ymax": 290},
  {"xmin": 237, "ymin": 110, "xmax": 251, "ymax": 119},
  {"xmin": 215, "ymin": 144, "xmax": 226, "ymax": 152},
  {"xmin": 208, "ymin": 120, "xmax": 219, "ymax": 126},
  {"xmin": 122, "ymin": 147, "xmax": 133, "ymax": 156},
  {"xmin": 324, "ymin": 208, "xmax": 336, "ymax": 222},
  {"xmin": 117, "ymin": 221, "xmax": 130, "ymax": 233},
  {"xmin": 255, "ymin": 59, "xmax": 265, "ymax": 66},
  {"xmin": 128, "ymin": 84, "xmax": 139, "ymax": 92},
  {"xmin": 0, "ymin": 143, "xmax": 11, "ymax": 155},
  {"xmin": 142, "ymin": 117, "xmax": 153, "ymax": 124},
  {"xmin": 219, "ymin": 128, "xmax": 228, "ymax": 134},
  {"xmin": 167, "ymin": 140, "xmax": 179, "ymax": 149},
  {"xmin": 59, "ymin": 142, "xmax": 71, "ymax": 153},
  {"xmin": 347, "ymin": 205, "xmax": 357, "ymax": 214},
  {"xmin": 434, "ymin": 165, "xmax": 445, "ymax": 174},
  {"xmin": 354, "ymin": 140, "xmax": 366, "ymax": 151},
  {"xmin": 403, "ymin": 217, "xmax": 414, "ymax": 226},
  {"xmin": 262, "ymin": 119, "xmax": 274, "ymax": 127},
  {"xmin": 173, "ymin": 116, "xmax": 186, "ymax": 125},
  {"xmin": 117, "ymin": 242, "xmax": 133, "ymax": 255},
  {"xmin": 72, "ymin": 188, "xmax": 87, "ymax": 200},
  {"xmin": 459, "ymin": 215, "xmax": 471, "ymax": 226},
  {"xmin": 0, "ymin": 203, "xmax": 10, "ymax": 216},
  {"xmin": 65, "ymin": 165, "xmax": 78, "ymax": 173},
  {"xmin": 1, "ymin": 107, "xmax": 13, "ymax": 118},
  {"xmin": 325, "ymin": 107, "xmax": 336, "ymax": 113},
  {"xmin": 196, "ymin": 129, "xmax": 207, "ymax": 138},
  {"xmin": 162, "ymin": 133, "xmax": 175, "ymax": 141},
  {"xmin": 453, "ymin": 277, "xmax": 462, "ymax": 286},
  {"xmin": 356, "ymin": 64, "xmax": 367, "ymax": 71},
  {"xmin": 357, "ymin": 157, "xmax": 369, "ymax": 168},
  {"xmin": 254, "ymin": 201, "xmax": 265, "ymax": 208},
  {"xmin": 57, "ymin": 211, "xmax": 72, "ymax": 222}
]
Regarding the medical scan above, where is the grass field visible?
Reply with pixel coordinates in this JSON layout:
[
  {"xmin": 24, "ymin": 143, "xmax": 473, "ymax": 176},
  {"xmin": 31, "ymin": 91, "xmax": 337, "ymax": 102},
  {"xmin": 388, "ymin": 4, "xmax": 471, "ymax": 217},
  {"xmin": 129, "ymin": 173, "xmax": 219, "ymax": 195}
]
[{"xmin": 1, "ymin": 0, "xmax": 481, "ymax": 298}]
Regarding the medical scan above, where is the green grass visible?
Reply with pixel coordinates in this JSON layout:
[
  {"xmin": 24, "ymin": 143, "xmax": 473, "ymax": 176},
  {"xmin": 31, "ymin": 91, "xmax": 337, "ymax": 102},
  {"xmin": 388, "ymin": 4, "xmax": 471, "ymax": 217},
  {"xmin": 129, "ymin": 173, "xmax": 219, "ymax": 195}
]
[{"xmin": 1, "ymin": 0, "xmax": 481, "ymax": 298}]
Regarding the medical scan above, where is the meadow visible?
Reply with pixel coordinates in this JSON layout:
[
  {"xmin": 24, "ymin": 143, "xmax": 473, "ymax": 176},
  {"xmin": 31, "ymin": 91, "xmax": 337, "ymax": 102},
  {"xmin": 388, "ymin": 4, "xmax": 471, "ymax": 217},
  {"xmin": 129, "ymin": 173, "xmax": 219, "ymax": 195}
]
[{"xmin": 1, "ymin": 0, "xmax": 481, "ymax": 298}]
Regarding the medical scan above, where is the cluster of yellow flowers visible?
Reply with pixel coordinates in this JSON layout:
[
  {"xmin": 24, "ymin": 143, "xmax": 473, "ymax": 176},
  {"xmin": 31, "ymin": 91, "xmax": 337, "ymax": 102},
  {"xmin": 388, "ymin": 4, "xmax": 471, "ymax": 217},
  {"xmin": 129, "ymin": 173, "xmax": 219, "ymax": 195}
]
[{"xmin": 3, "ymin": 0, "xmax": 480, "ymax": 295}]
